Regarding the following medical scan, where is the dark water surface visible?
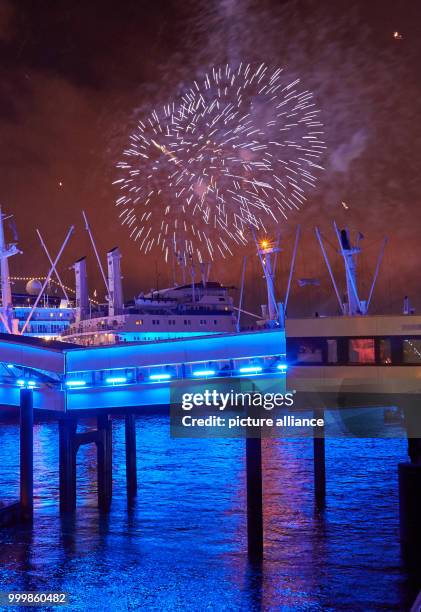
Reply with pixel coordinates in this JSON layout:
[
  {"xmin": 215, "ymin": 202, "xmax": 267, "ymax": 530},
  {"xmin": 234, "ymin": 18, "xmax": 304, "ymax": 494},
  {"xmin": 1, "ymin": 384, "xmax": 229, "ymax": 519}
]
[{"xmin": 0, "ymin": 413, "xmax": 419, "ymax": 611}]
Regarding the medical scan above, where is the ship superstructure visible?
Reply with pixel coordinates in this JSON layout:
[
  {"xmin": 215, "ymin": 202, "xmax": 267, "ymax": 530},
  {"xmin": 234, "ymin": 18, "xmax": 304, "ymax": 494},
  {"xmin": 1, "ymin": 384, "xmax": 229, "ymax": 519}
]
[
  {"xmin": 62, "ymin": 246, "xmax": 237, "ymax": 345},
  {"xmin": 0, "ymin": 207, "xmax": 75, "ymax": 339}
]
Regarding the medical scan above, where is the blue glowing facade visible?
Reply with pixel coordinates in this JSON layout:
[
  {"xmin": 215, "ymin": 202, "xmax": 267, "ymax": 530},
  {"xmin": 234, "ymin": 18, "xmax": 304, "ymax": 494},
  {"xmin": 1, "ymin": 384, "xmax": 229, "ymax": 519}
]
[{"xmin": 0, "ymin": 329, "xmax": 286, "ymax": 411}]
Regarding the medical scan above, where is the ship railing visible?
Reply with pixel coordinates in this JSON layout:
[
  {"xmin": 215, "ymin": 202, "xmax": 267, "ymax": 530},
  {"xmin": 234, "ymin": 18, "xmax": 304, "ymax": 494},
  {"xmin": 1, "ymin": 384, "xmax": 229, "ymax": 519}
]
[{"xmin": 62, "ymin": 354, "xmax": 287, "ymax": 390}]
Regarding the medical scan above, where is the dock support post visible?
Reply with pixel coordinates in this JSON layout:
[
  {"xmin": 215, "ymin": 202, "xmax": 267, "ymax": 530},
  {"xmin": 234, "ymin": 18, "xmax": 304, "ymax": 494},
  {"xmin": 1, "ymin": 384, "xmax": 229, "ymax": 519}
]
[
  {"xmin": 313, "ymin": 409, "xmax": 326, "ymax": 508},
  {"xmin": 59, "ymin": 416, "xmax": 77, "ymax": 513},
  {"xmin": 125, "ymin": 414, "xmax": 137, "ymax": 499},
  {"xmin": 399, "ymin": 461, "xmax": 421, "ymax": 566},
  {"xmin": 246, "ymin": 437, "xmax": 264, "ymax": 560},
  {"xmin": 20, "ymin": 389, "xmax": 34, "ymax": 522},
  {"xmin": 97, "ymin": 415, "xmax": 112, "ymax": 511}
]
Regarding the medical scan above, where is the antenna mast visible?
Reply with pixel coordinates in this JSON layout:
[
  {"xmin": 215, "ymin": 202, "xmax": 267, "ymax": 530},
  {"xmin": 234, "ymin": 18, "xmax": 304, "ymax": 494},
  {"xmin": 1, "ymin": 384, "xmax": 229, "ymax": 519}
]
[
  {"xmin": 0, "ymin": 206, "xmax": 21, "ymax": 333},
  {"xmin": 254, "ymin": 232, "xmax": 280, "ymax": 327}
]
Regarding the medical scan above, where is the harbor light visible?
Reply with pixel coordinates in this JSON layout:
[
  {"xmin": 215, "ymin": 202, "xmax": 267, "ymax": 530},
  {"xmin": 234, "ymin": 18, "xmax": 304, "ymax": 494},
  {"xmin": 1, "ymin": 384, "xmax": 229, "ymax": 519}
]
[
  {"xmin": 16, "ymin": 379, "xmax": 37, "ymax": 388},
  {"xmin": 239, "ymin": 366, "xmax": 263, "ymax": 374},
  {"xmin": 149, "ymin": 373, "xmax": 172, "ymax": 381},
  {"xmin": 105, "ymin": 376, "xmax": 127, "ymax": 384},
  {"xmin": 65, "ymin": 380, "xmax": 87, "ymax": 388},
  {"xmin": 193, "ymin": 369, "xmax": 216, "ymax": 377}
]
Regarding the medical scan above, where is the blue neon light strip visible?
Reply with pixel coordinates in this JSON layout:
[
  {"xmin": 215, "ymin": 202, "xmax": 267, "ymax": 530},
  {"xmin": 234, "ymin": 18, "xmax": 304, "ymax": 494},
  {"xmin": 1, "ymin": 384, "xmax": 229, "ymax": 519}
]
[
  {"xmin": 149, "ymin": 373, "xmax": 172, "ymax": 381},
  {"xmin": 277, "ymin": 364, "xmax": 288, "ymax": 371},
  {"xmin": 105, "ymin": 376, "xmax": 127, "ymax": 384},
  {"xmin": 239, "ymin": 366, "xmax": 262, "ymax": 374},
  {"xmin": 193, "ymin": 370, "xmax": 216, "ymax": 377},
  {"xmin": 16, "ymin": 379, "xmax": 37, "ymax": 388},
  {"xmin": 66, "ymin": 380, "xmax": 87, "ymax": 387}
]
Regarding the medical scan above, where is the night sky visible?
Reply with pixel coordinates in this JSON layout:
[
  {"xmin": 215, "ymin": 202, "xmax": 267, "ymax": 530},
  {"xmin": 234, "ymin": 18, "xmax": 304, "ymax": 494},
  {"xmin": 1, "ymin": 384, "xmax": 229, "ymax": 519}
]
[{"xmin": 1, "ymin": 0, "xmax": 420, "ymax": 317}]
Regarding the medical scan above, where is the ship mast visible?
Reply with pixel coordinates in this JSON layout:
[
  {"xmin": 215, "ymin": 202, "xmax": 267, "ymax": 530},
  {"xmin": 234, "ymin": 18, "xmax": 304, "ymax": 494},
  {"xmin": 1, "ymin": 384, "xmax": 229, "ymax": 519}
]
[
  {"xmin": 0, "ymin": 206, "xmax": 20, "ymax": 332},
  {"xmin": 315, "ymin": 221, "xmax": 387, "ymax": 316}
]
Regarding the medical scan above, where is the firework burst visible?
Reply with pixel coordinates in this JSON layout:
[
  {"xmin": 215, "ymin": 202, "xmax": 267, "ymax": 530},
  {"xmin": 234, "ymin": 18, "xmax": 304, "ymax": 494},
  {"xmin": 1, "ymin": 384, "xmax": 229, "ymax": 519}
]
[{"xmin": 114, "ymin": 62, "xmax": 325, "ymax": 263}]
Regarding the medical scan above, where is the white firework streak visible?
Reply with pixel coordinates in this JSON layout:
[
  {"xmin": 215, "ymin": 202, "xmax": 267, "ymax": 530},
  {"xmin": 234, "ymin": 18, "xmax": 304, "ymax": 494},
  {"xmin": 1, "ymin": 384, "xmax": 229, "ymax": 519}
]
[{"xmin": 114, "ymin": 62, "xmax": 325, "ymax": 262}]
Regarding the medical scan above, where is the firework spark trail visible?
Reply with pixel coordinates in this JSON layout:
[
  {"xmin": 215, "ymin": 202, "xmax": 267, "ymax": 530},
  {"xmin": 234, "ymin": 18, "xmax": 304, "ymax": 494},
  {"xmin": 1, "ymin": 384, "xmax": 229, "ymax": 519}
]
[{"xmin": 114, "ymin": 62, "xmax": 325, "ymax": 264}]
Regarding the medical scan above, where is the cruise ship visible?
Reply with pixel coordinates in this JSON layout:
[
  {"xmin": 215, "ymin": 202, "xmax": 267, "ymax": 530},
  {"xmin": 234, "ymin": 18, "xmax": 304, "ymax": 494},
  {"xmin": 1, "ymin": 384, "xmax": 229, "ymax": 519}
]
[
  {"xmin": 0, "ymin": 208, "xmax": 237, "ymax": 345},
  {"xmin": 0, "ymin": 207, "xmax": 75, "ymax": 339},
  {"xmin": 61, "ymin": 249, "xmax": 236, "ymax": 345}
]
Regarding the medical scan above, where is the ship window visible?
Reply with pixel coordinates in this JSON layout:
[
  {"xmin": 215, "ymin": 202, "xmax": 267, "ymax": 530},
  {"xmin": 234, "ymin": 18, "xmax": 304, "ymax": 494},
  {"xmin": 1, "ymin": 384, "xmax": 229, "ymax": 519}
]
[
  {"xmin": 288, "ymin": 338, "xmax": 324, "ymax": 364},
  {"xmin": 349, "ymin": 338, "xmax": 375, "ymax": 364},
  {"xmin": 403, "ymin": 339, "xmax": 421, "ymax": 364},
  {"xmin": 327, "ymin": 339, "xmax": 337, "ymax": 363},
  {"xmin": 214, "ymin": 320, "xmax": 217, "ymax": 325},
  {"xmin": 379, "ymin": 338, "xmax": 392, "ymax": 364}
]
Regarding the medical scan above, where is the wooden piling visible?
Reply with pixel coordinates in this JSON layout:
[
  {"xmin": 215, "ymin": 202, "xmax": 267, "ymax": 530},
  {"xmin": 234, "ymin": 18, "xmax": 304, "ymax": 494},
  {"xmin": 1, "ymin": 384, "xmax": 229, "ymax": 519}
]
[
  {"xmin": 59, "ymin": 416, "xmax": 77, "ymax": 513},
  {"xmin": 97, "ymin": 414, "xmax": 112, "ymax": 511},
  {"xmin": 125, "ymin": 414, "xmax": 137, "ymax": 499},
  {"xmin": 19, "ymin": 389, "xmax": 34, "ymax": 522},
  {"xmin": 313, "ymin": 408, "xmax": 326, "ymax": 508},
  {"xmin": 246, "ymin": 437, "xmax": 264, "ymax": 559}
]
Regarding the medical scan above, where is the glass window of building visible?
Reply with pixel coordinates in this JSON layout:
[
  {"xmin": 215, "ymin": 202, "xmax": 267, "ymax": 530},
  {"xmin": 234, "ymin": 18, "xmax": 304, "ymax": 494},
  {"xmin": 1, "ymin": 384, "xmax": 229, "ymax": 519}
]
[
  {"xmin": 327, "ymin": 339, "xmax": 338, "ymax": 363},
  {"xmin": 287, "ymin": 338, "xmax": 324, "ymax": 364},
  {"xmin": 379, "ymin": 338, "xmax": 392, "ymax": 364},
  {"xmin": 349, "ymin": 338, "xmax": 375, "ymax": 364},
  {"xmin": 403, "ymin": 339, "xmax": 421, "ymax": 363}
]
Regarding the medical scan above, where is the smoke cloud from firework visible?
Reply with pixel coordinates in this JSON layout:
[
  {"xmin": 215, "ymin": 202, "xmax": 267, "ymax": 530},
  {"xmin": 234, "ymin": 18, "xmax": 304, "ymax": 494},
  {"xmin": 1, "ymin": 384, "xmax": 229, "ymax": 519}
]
[{"xmin": 114, "ymin": 63, "xmax": 325, "ymax": 263}]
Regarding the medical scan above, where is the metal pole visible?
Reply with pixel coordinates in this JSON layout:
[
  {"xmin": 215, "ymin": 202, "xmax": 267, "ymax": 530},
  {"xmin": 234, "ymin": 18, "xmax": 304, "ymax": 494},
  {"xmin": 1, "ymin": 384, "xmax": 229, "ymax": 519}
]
[
  {"xmin": 82, "ymin": 210, "xmax": 110, "ymax": 297},
  {"xmin": 284, "ymin": 225, "xmax": 301, "ymax": 315},
  {"xmin": 313, "ymin": 408, "xmax": 326, "ymax": 508},
  {"xmin": 21, "ymin": 226, "xmax": 74, "ymax": 334},
  {"xmin": 97, "ymin": 414, "xmax": 112, "ymax": 511},
  {"xmin": 20, "ymin": 389, "xmax": 33, "ymax": 522},
  {"xmin": 125, "ymin": 414, "xmax": 137, "ymax": 499},
  {"xmin": 246, "ymin": 437, "xmax": 264, "ymax": 559},
  {"xmin": 315, "ymin": 227, "xmax": 344, "ymax": 314},
  {"xmin": 236, "ymin": 256, "xmax": 247, "ymax": 332},
  {"xmin": 253, "ymin": 230, "xmax": 278, "ymax": 320},
  {"xmin": 36, "ymin": 228, "xmax": 70, "ymax": 302},
  {"xmin": 366, "ymin": 237, "xmax": 388, "ymax": 311},
  {"xmin": 0, "ymin": 311, "xmax": 12, "ymax": 334},
  {"xmin": 59, "ymin": 417, "xmax": 77, "ymax": 513},
  {"xmin": 333, "ymin": 222, "xmax": 361, "ymax": 313}
]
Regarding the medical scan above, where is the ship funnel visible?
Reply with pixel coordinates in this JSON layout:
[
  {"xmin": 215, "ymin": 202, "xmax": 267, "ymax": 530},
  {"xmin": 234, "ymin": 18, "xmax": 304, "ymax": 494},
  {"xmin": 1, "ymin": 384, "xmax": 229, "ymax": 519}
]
[
  {"xmin": 107, "ymin": 247, "xmax": 123, "ymax": 316},
  {"xmin": 74, "ymin": 257, "xmax": 89, "ymax": 322}
]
